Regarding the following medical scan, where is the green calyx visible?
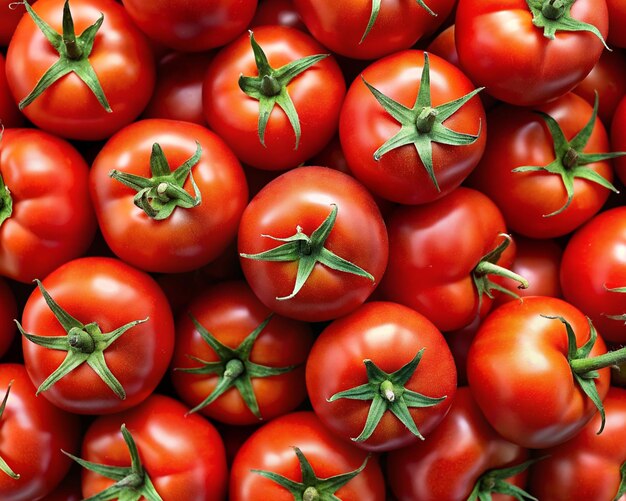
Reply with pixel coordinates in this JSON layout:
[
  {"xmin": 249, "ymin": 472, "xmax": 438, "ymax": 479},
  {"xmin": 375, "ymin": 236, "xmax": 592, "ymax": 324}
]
[
  {"xmin": 109, "ymin": 142, "xmax": 202, "ymax": 220},
  {"xmin": 238, "ymin": 31, "xmax": 328, "ymax": 150},
  {"xmin": 252, "ymin": 446, "xmax": 369, "ymax": 500},
  {"xmin": 0, "ymin": 172, "xmax": 13, "ymax": 229},
  {"xmin": 361, "ymin": 0, "xmax": 436, "ymax": 43},
  {"xmin": 472, "ymin": 234, "xmax": 530, "ymax": 311},
  {"xmin": 63, "ymin": 424, "xmax": 163, "ymax": 501},
  {"xmin": 16, "ymin": 280, "xmax": 147, "ymax": 399},
  {"xmin": 526, "ymin": 0, "xmax": 609, "ymax": 47},
  {"xmin": 614, "ymin": 461, "xmax": 626, "ymax": 501},
  {"xmin": 364, "ymin": 52, "xmax": 483, "ymax": 192},
  {"xmin": 0, "ymin": 381, "xmax": 19, "ymax": 480},
  {"xmin": 18, "ymin": 0, "xmax": 111, "ymax": 111},
  {"xmin": 240, "ymin": 204, "xmax": 374, "ymax": 301},
  {"xmin": 467, "ymin": 458, "xmax": 543, "ymax": 501},
  {"xmin": 328, "ymin": 348, "xmax": 446, "ymax": 442},
  {"xmin": 175, "ymin": 313, "xmax": 297, "ymax": 419},
  {"xmin": 603, "ymin": 285, "xmax": 626, "ymax": 323},
  {"xmin": 512, "ymin": 94, "xmax": 622, "ymax": 217}
]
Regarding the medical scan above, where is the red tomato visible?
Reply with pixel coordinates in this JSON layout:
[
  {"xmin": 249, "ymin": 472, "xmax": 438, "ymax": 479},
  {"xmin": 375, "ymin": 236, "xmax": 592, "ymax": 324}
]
[
  {"xmin": 78, "ymin": 394, "xmax": 228, "ymax": 501},
  {"xmin": 203, "ymin": 25, "xmax": 346, "ymax": 171},
  {"xmin": 6, "ymin": 0, "xmax": 155, "ymax": 140},
  {"xmin": 171, "ymin": 280, "xmax": 314, "ymax": 425},
  {"xmin": 455, "ymin": 0, "xmax": 608, "ymax": 105},
  {"xmin": 230, "ymin": 411, "xmax": 386, "ymax": 500},
  {"xmin": 387, "ymin": 388, "xmax": 532, "ymax": 501},
  {"xmin": 467, "ymin": 92, "xmax": 616, "ymax": 238},
  {"xmin": 443, "ymin": 316, "xmax": 482, "ymax": 387},
  {"xmin": 612, "ymin": 94, "xmax": 626, "ymax": 185},
  {"xmin": 0, "ymin": 278, "xmax": 16, "ymax": 359},
  {"xmin": 306, "ymin": 301, "xmax": 457, "ymax": 452},
  {"xmin": 250, "ymin": 0, "xmax": 306, "ymax": 31},
  {"xmin": 238, "ymin": 166, "xmax": 388, "ymax": 322},
  {"xmin": 0, "ymin": 128, "xmax": 96, "ymax": 283},
  {"xmin": 38, "ymin": 468, "xmax": 82, "ymax": 501},
  {"xmin": 467, "ymin": 296, "xmax": 611, "ymax": 449},
  {"xmin": 20, "ymin": 257, "xmax": 175, "ymax": 414},
  {"xmin": 607, "ymin": 0, "xmax": 626, "ymax": 48},
  {"xmin": 0, "ymin": 364, "xmax": 81, "ymax": 501},
  {"xmin": 0, "ymin": 55, "xmax": 22, "ymax": 127},
  {"xmin": 0, "ymin": 0, "xmax": 29, "ymax": 46},
  {"xmin": 90, "ymin": 119, "xmax": 248, "ymax": 274},
  {"xmin": 339, "ymin": 50, "xmax": 486, "ymax": 205}
]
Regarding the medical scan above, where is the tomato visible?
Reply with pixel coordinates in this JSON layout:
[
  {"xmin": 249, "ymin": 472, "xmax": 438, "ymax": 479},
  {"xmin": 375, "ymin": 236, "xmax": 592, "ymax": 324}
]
[
  {"xmin": 76, "ymin": 394, "xmax": 228, "ymax": 500},
  {"xmin": 444, "ymin": 316, "xmax": 482, "ymax": 387},
  {"xmin": 0, "ymin": 128, "xmax": 96, "ymax": 283},
  {"xmin": 0, "ymin": 0, "xmax": 29, "ymax": 46},
  {"xmin": 387, "ymin": 388, "xmax": 532, "ymax": 501},
  {"xmin": 467, "ymin": 92, "xmax": 617, "ymax": 239},
  {"xmin": 230, "ymin": 411, "xmax": 386, "ymax": 500},
  {"xmin": 607, "ymin": 0, "xmax": 626, "ymax": 48},
  {"xmin": 39, "ymin": 468, "xmax": 82, "ymax": 501},
  {"xmin": 6, "ymin": 0, "xmax": 155, "ymax": 140},
  {"xmin": 90, "ymin": 119, "xmax": 248, "ymax": 274},
  {"xmin": 238, "ymin": 166, "xmax": 388, "ymax": 322},
  {"xmin": 121, "ymin": 0, "xmax": 257, "ymax": 52},
  {"xmin": 612, "ymin": 94, "xmax": 626, "ymax": 185},
  {"xmin": 455, "ymin": 0, "xmax": 609, "ymax": 105},
  {"xmin": 339, "ymin": 50, "xmax": 486, "ymax": 205},
  {"xmin": 306, "ymin": 301, "xmax": 456, "ymax": 452},
  {"xmin": 203, "ymin": 26, "xmax": 345, "ymax": 171},
  {"xmin": 293, "ymin": 0, "xmax": 456, "ymax": 60},
  {"xmin": 250, "ymin": 0, "xmax": 306, "ymax": 32},
  {"xmin": 0, "ymin": 364, "xmax": 81, "ymax": 501},
  {"xmin": 19, "ymin": 257, "xmax": 175, "ymax": 414},
  {"xmin": 0, "ymin": 278, "xmax": 16, "ymax": 359},
  {"xmin": 171, "ymin": 280, "xmax": 314, "ymax": 425},
  {"xmin": 467, "ymin": 296, "xmax": 611, "ymax": 449},
  {"xmin": 380, "ymin": 187, "xmax": 523, "ymax": 332},
  {"xmin": 0, "ymin": 55, "xmax": 22, "ymax": 128}
]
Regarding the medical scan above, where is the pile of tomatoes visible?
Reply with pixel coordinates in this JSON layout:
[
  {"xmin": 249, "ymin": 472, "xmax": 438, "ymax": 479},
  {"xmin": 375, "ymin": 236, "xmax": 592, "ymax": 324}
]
[{"xmin": 1, "ymin": 0, "xmax": 626, "ymax": 499}]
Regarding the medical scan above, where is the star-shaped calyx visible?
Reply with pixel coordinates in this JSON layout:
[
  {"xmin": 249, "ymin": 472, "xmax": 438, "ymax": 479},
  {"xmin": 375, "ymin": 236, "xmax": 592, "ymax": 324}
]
[
  {"xmin": 468, "ymin": 458, "xmax": 543, "ymax": 501},
  {"xmin": 360, "ymin": 0, "xmax": 436, "ymax": 43}
]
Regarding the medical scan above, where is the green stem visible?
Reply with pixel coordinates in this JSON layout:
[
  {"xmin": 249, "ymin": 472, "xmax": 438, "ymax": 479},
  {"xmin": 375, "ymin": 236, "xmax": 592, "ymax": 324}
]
[
  {"xmin": 380, "ymin": 380, "xmax": 396, "ymax": 402},
  {"xmin": 261, "ymin": 75, "xmax": 281, "ymax": 96},
  {"xmin": 570, "ymin": 346, "xmax": 626, "ymax": 374},
  {"xmin": 303, "ymin": 486, "xmax": 320, "ymax": 501},
  {"xmin": 67, "ymin": 327, "xmax": 95, "ymax": 353},
  {"xmin": 224, "ymin": 359, "xmax": 245, "ymax": 379},
  {"xmin": 541, "ymin": 0, "xmax": 566, "ymax": 19},
  {"xmin": 416, "ymin": 107, "xmax": 438, "ymax": 133},
  {"xmin": 474, "ymin": 261, "xmax": 529, "ymax": 287},
  {"xmin": 562, "ymin": 147, "xmax": 578, "ymax": 169}
]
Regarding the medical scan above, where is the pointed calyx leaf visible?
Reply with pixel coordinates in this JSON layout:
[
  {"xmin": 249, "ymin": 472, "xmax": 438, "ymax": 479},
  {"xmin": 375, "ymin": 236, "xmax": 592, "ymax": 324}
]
[
  {"xmin": 467, "ymin": 457, "xmax": 544, "ymax": 501},
  {"xmin": 15, "ymin": 279, "xmax": 147, "ymax": 399},
  {"xmin": 364, "ymin": 52, "xmax": 483, "ymax": 192},
  {"xmin": 0, "ymin": 126, "xmax": 12, "ymax": 228},
  {"xmin": 17, "ymin": 0, "xmax": 111, "ymax": 111},
  {"xmin": 512, "ymin": 93, "xmax": 622, "ymax": 217},
  {"xmin": 614, "ymin": 460, "xmax": 626, "ymax": 501},
  {"xmin": 109, "ymin": 141, "xmax": 203, "ymax": 220},
  {"xmin": 240, "ymin": 203, "xmax": 374, "ymax": 301},
  {"xmin": 238, "ymin": 30, "xmax": 328, "ymax": 150},
  {"xmin": 360, "ymin": 0, "xmax": 436, "ymax": 43},
  {"xmin": 0, "ymin": 381, "xmax": 20, "ymax": 479},
  {"xmin": 252, "ymin": 446, "xmax": 369, "ymax": 500},
  {"xmin": 63, "ymin": 424, "xmax": 163, "ymax": 501},
  {"xmin": 604, "ymin": 284, "xmax": 626, "ymax": 323},
  {"xmin": 328, "ymin": 348, "xmax": 446, "ymax": 442},
  {"xmin": 174, "ymin": 313, "xmax": 298, "ymax": 419},
  {"xmin": 526, "ymin": 0, "xmax": 609, "ymax": 47},
  {"xmin": 472, "ymin": 234, "xmax": 530, "ymax": 311}
]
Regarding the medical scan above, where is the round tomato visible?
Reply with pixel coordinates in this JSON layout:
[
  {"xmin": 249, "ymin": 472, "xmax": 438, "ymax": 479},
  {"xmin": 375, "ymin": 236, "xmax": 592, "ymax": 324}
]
[
  {"xmin": 19, "ymin": 257, "xmax": 175, "ymax": 414},
  {"xmin": 0, "ymin": 0, "xmax": 29, "ymax": 46},
  {"xmin": 0, "ymin": 55, "xmax": 22, "ymax": 127},
  {"xmin": 0, "ymin": 278, "xmax": 16, "ymax": 359},
  {"xmin": 251, "ymin": 0, "xmax": 306, "ymax": 31}
]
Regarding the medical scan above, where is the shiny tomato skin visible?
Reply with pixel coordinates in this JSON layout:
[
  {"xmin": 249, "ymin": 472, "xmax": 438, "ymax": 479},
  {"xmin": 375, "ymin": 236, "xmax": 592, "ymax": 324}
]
[
  {"xmin": 0, "ymin": 364, "xmax": 81, "ymax": 501},
  {"xmin": 612, "ymin": 94, "xmax": 626, "ymax": 185},
  {"xmin": 306, "ymin": 301, "xmax": 457, "ymax": 452},
  {"xmin": 21, "ymin": 257, "xmax": 175, "ymax": 414},
  {"xmin": 0, "ymin": 278, "xmax": 16, "ymax": 359},
  {"xmin": 6, "ymin": 0, "xmax": 155, "ymax": 141},
  {"xmin": 0, "ymin": 55, "xmax": 22, "ymax": 127},
  {"xmin": 339, "ymin": 50, "xmax": 486, "ymax": 205},
  {"xmin": 455, "ymin": 0, "xmax": 608, "ymax": 105},
  {"xmin": 250, "ymin": 0, "xmax": 306, "ymax": 31},
  {"xmin": 0, "ymin": 128, "xmax": 96, "ymax": 283},
  {"xmin": 467, "ymin": 296, "xmax": 610, "ymax": 449},
  {"xmin": 80, "ymin": 394, "xmax": 228, "ymax": 501},
  {"xmin": 230, "ymin": 411, "xmax": 386, "ymax": 501},
  {"xmin": 203, "ymin": 25, "xmax": 345, "ymax": 171},
  {"xmin": 90, "ymin": 119, "xmax": 248, "ymax": 274}
]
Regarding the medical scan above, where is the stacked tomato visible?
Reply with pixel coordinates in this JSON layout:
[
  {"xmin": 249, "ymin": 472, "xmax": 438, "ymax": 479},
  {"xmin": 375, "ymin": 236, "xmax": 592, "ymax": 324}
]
[{"xmin": 1, "ymin": 0, "xmax": 626, "ymax": 499}]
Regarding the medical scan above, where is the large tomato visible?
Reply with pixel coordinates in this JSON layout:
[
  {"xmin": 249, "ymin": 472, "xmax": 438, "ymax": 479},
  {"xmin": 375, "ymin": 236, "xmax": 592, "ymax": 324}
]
[
  {"xmin": 0, "ymin": 128, "xmax": 96, "ymax": 283},
  {"xmin": 19, "ymin": 257, "xmax": 175, "ymax": 414}
]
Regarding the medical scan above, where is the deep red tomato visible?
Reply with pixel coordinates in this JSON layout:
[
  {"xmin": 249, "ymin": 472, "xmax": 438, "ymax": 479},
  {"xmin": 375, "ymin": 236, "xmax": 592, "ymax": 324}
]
[
  {"xmin": 20, "ymin": 257, "xmax": 175, "ymax": 414},
  {"xmin": 39, "ymin": 468, "xmax": 82, "ymax": 501},
  {"xmin": 607, "ymin": 0, "xmax": 626, "ymax": 47},
  {"xmin": 0, "ymin": 0, "xmax": 30, "ymax": 46},
  {"xmin": 90, "ymin": 119, "xmax": 248, "ymax": 273},
  {"xmin": 238, "ymin": 166, "xmax": 388, "ymax": 322},
  {"xmin": 171, "ymin": 280, "xmax": 314, "ymax": 425},
  {"xmin": 455, "ymin": 0, "xmax": 608, "ymax": 105},
  {"xmin": 6, "ymin": 0, "xmax": 155, "ymax": 140},
  {"xmin": 121, "ymin": 0, "xmax": 256, "ymax": 51},
  {"xmin": 230, "ymin": 411, "xmax": 386, "ymax": 500},
  {"xmin": 250, "ymin": 0, "xmax": 306, "ymax": 31},
  {"xmin": 306, "ymin": 301, "xmax": 457, "ymax": 452},
  {"xmin": 203, "ymin": 25, "xmax": 345, "ymax": 171},
  {"xmin": 339, "ymin": 50, "xmax": 486, "ymax": 205},
  {"xmin": 0, "ymin": 278, "xmax": 16, "ymax": 359},
  {"xmin": 0, "ymin": 55, "xmax": 22, "ymax": 127},
  {"xmin": 467, "ymin": 92, "xmax": 617, "ymax": 239},
  {"xmin": 0, "ymin": 128, "xmax": 96, "ymax": 283},
  {"xmin": 77, "ymin": 394, "xmax": 228, "ymax": 500},
  {"xmin": 387, "ymin": 388, "xmax": 532, "ymax": 501},
  {"xmin": 612, "ymin": 94, "xmax": 626, "ymax": 185},
  {"xmin": 0, "ymin": 364, "xmax": 81, "ymax": 501},
  {"xmin": 467, "ymin": 296, "xmax": 611, "ymax": 449}
]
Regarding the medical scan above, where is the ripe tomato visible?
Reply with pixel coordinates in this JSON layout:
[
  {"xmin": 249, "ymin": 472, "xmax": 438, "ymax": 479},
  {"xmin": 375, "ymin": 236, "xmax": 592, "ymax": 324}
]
[
  {"xmin": 607, "ymin": 0, "xmax": 626, "ymax": 48},
  {"xmin": 90, "ymin": 119, "xmax": 248, "ymax": 274},
  {"xmin": 0, "ymin": 278, "xmax": 16, "ymax": 359},
  {"xmin": 0, "ymin": 55, "xmax": 22, "ymax": 127},
  {"xmin": 238, "ymin": 166, "xmax": 388, "ymax": 322},
  {"xmin": 0, "ymin": 128, "xmax": 96, "ymax": 283},
  {"xmin": 612, "ymin": 94, "xmax": 626, "ymax": 185},
  {"xmin": 250, "ymin": 0, "xmax": 306, "ymax": 32},
  {"xmin": 0, "ymin": 0, "xmax": 28, "ymax": 46},
  {"xmin": 20, "ymin": 257, "xmax": 175, "ymax": 414}
]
